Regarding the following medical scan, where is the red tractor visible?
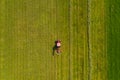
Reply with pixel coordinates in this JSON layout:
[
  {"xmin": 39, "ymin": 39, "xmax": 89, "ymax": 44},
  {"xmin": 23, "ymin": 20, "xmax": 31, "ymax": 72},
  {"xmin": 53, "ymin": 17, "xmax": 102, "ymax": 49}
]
[{"xmin": 55, "ymin": 40, "xmax": 61, "ymax": 54}]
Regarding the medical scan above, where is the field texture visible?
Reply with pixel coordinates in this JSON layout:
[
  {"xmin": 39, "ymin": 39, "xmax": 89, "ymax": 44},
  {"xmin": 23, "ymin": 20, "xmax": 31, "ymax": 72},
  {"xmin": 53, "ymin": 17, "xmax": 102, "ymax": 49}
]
[{"xmin": 0, "ymin": 0, "xmax": 119, "ymax": 80}]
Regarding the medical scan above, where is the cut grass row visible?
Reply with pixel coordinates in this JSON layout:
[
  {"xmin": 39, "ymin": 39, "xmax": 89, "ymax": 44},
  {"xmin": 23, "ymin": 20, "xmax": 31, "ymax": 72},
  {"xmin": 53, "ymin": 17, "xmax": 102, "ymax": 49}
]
[
  {"xmin": 70, "ymin": 0, "xmax": 88, "ymax": 79},
  {"xmin": 90, "ymin": 0, "xmax": 107, "ymax": 80}
]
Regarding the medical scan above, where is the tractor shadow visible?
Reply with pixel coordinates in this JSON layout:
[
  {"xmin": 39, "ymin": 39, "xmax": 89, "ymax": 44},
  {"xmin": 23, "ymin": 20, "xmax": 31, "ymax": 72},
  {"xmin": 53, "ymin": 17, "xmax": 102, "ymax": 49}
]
[
  {"xmin": 52, "ymin": 45, "xmax": 57, "ymax": 56},
  {"xmin": 52, "ymin": 41, "xmax": 58, "ymax": 56}
]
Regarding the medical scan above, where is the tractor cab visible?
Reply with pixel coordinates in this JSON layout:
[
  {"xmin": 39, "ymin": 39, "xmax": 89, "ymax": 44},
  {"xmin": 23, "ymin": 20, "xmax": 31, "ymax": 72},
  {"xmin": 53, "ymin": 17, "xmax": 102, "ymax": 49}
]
[
  {"xmin": 55, "ymin": 40, "xmax": 61, "ymax": 53},
  {"xmin": 56, "ymin": 40, "xmax": 61, "ymax": 48}
]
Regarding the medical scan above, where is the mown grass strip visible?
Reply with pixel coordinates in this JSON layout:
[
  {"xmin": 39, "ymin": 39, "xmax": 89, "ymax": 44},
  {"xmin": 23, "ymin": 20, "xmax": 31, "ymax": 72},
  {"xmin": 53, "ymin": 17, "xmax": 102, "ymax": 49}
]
[
  {"xmin": 90, "ymin": 0, "xmax": 107, "ymax": 80},
  {"xmin": 71, "ymin": 0, "xmax": 88, "ymax": 80},
  {"xmin": 87, "ymin": 0, "xmax": 91, "ymax": 79}
]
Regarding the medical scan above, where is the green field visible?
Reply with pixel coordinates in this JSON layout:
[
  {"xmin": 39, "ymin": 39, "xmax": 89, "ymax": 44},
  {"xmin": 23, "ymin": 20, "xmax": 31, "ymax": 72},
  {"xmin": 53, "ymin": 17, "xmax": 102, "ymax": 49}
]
[
  {"xmin": 107, "ymin": 0, "xmax": 120, "ymax": 80},
  {"xmin": 0, "ymin": 0, "xmax": 120, "ymax": 80}
]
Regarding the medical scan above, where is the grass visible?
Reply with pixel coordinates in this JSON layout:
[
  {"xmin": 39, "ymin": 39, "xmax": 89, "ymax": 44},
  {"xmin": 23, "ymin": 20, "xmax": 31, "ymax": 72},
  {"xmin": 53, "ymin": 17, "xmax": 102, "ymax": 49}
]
[
  {"xmin": 90, "ymin": 0, "xmax": 107, "ymax": 80},
  {"xmin": 0, "ymin": 0, "xmax": 88, "ymax": 80},
  {"xmin": 70, "ymin": 0, "xmax": 88, "ymax": 79},
  {"xmin": 0, "ymin": 0, "xmax": 112, "ymax": 80},
  {"xmin": 107, "ymin": 0, "xmax": 120, "ymax": 80}
]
